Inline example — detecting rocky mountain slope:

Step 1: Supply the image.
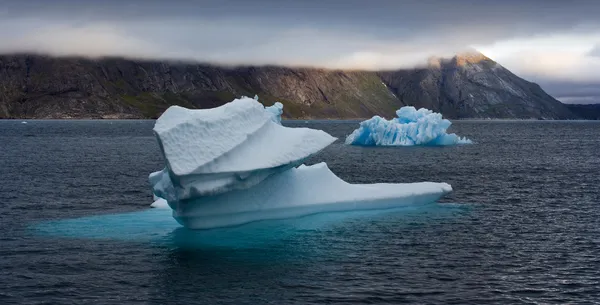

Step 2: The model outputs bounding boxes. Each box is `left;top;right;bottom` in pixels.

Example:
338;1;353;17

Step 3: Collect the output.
378;53;576;119
566;104;600;120
0;53;580;119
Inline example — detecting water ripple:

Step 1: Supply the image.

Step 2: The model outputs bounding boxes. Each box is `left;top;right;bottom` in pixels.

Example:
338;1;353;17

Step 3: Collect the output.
0;120;599;304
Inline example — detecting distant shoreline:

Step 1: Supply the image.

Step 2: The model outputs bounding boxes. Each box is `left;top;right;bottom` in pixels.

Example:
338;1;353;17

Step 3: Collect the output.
4;118;599;122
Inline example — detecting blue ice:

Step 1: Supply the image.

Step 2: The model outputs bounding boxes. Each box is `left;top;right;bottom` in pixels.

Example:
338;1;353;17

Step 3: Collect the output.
345;106;473;146
31;203;468;249
264;102;283;124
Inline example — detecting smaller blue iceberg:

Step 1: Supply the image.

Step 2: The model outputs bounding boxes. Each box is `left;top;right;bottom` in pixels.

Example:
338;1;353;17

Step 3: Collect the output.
345;106;473;146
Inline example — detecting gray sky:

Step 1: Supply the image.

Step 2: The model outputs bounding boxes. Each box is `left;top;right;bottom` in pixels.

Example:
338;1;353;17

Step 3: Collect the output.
2;0;600;103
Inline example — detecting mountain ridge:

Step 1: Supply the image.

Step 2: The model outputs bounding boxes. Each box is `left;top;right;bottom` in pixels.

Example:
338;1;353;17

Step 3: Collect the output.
0;53;583;119
566;104;600;120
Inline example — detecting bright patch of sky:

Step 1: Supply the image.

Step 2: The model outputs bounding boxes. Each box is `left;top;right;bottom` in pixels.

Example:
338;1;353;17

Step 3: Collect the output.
475;33;600;82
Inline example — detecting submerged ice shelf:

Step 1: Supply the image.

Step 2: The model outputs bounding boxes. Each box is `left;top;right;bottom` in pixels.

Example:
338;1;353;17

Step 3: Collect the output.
150;97;452;229
346;106;472;146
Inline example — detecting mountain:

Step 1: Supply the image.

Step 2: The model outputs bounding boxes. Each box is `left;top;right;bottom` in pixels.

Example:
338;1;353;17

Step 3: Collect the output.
378;53;576;119
566;104;600;120
0;53;579;119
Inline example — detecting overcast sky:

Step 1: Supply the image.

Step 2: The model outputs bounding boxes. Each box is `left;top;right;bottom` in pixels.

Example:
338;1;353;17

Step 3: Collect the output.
2;0;600;103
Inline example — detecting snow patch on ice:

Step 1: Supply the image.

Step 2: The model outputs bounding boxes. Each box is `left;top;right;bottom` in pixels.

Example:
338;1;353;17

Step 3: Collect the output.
345;106;472;146
150;195;170;209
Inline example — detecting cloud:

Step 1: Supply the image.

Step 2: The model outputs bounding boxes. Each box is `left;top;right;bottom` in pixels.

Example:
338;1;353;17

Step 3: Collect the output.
1;0;600;90
535;80;600;104
556;96;600;104
0;22;158;58
1;1;599;58
477;38;600;103
587;45;600;57
0;17;470;69
475;33;600;83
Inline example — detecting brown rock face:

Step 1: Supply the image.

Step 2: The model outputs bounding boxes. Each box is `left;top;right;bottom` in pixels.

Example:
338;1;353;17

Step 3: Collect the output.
0;53;577;119
378;52;576;119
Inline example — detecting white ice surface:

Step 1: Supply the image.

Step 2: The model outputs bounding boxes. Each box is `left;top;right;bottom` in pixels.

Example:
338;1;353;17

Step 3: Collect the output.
150;197;169;209
171;163;452;229
152;98;336;199
345;106;472;146
154;98;335;177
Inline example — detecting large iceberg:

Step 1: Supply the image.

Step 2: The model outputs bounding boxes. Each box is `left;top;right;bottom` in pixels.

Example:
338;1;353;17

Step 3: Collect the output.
345;106;472;146
150;98;452;229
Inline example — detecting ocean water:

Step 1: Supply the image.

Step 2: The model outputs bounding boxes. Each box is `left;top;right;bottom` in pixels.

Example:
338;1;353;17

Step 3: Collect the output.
1;119;599;304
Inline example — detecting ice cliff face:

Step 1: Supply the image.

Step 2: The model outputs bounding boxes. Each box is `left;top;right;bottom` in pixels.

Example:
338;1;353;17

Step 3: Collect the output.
0;53;579;120
149;98;452;229
150;97;335;202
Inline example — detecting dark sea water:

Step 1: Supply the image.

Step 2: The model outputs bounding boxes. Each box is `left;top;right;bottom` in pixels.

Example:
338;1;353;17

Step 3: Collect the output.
1;119;599;304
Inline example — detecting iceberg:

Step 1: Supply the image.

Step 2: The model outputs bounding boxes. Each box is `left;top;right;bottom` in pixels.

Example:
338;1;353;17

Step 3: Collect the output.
149;97;452;229
345;106;472;146
265;102;284;123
